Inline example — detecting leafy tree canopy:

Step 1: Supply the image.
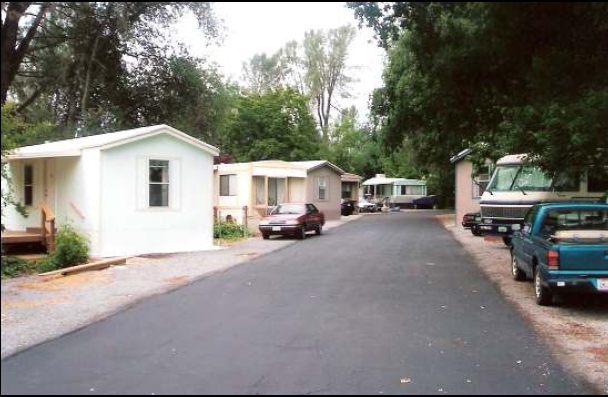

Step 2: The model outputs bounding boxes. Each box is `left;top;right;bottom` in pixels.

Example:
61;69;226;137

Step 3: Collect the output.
220;89;321;163
350;2;608;203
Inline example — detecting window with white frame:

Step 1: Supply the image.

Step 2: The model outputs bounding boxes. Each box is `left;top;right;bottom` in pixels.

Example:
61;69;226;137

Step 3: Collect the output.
149;160;170;207
317;177;328;201
220;175;238;197
473;171;491;199
23;164;34;206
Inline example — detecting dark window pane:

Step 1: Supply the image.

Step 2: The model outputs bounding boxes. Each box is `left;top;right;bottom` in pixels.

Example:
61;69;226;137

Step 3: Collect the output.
588;169;608;193
220;175;236;196
150;161;169;183
150;184;169;207
24;165;33;185
24;186;34;206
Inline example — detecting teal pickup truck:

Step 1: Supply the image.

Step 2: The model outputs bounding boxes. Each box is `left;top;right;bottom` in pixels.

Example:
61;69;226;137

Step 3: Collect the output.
511;203;608;306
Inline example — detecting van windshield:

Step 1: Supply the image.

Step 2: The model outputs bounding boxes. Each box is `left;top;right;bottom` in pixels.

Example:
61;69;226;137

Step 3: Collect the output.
487;165;553;192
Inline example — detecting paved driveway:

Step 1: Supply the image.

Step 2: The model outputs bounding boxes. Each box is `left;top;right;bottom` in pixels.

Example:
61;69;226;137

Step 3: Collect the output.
0;212;588;395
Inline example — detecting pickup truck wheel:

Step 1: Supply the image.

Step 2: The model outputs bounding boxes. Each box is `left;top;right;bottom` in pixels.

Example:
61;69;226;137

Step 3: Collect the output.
511;253;527;282
535;268;554;306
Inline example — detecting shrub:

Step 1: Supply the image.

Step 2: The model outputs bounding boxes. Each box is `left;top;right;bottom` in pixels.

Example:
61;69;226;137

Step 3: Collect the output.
1;256;32;280
214;221;249;240
37;224;89;273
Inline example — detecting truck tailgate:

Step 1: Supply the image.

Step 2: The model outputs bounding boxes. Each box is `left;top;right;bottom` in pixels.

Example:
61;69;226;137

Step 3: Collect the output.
558;245;608;271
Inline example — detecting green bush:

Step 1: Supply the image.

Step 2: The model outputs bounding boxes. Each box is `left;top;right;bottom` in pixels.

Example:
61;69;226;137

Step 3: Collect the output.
36;224;89;273
35;258;58;274
1;256;33;280
214;221;249;240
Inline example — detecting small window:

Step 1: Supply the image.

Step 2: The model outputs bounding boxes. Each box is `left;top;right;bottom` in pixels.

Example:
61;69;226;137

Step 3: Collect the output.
220;175;238;197
23;165;34;206
149;160;170;207
342;183;353;199
317;177;328;201
473;174;491;199
588;168;608;193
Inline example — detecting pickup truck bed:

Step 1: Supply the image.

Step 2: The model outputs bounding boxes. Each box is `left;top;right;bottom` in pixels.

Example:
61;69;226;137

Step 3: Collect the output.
511;203;608;305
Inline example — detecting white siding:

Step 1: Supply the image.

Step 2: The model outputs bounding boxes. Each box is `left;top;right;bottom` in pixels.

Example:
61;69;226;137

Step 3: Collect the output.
2;160;46;230
99;134;214;257
54;151;103;256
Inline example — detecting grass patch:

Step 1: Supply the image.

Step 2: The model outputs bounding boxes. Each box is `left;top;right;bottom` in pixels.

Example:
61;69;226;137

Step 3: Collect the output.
214;222;250;240
1;257;37;280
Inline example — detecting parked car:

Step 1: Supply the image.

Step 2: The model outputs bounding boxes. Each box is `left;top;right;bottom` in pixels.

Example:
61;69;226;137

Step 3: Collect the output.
462;212;483;236
358;197;378;213
259;203;325;240
510;203;608;306
341;199;356;217
413;195;438;209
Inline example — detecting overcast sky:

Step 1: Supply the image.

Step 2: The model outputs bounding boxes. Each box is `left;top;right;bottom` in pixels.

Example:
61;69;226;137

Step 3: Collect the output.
178;2;386;120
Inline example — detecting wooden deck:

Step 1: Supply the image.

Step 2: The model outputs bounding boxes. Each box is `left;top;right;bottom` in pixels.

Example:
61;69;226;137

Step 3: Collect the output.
1;231;45;245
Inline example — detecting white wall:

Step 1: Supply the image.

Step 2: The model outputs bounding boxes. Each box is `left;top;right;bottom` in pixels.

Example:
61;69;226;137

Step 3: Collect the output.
2;160;45;230
54;153;102;255
215;168;252;225
99;134;215;257
455;160;480;223
288;178;306;203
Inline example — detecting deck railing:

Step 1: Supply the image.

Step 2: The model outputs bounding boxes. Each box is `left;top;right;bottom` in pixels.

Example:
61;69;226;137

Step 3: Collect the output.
40;202;56;252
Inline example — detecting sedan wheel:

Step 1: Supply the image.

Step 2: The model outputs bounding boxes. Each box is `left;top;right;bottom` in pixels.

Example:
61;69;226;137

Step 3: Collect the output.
316;225;323;236
299;225;307;240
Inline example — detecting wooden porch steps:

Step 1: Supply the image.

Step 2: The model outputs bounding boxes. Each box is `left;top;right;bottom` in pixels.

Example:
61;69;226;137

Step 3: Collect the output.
1;231;45;245
1;203;56;254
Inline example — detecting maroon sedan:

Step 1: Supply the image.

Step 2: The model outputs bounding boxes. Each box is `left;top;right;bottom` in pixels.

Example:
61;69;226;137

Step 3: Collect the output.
259;203;325;240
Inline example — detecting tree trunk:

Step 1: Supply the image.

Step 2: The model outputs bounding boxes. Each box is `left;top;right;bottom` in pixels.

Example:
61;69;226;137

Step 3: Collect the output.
80;35;100;123
1;2;54;105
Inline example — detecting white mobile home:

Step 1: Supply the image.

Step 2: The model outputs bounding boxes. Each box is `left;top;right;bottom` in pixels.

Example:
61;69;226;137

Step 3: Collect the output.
1;125;219;257
362;174;427;207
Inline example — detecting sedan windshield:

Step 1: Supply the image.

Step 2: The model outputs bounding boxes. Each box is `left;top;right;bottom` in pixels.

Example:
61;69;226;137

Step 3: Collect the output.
272;204;305;215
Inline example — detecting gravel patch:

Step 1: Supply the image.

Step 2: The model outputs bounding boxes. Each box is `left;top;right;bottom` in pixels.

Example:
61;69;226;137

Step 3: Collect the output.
1;216;362;360
439;216;608;394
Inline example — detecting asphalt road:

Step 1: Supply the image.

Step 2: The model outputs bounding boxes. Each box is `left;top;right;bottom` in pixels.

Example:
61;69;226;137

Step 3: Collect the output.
1;212;589;395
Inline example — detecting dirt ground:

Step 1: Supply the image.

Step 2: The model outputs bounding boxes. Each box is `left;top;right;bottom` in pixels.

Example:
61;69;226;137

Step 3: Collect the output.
438;215;608;394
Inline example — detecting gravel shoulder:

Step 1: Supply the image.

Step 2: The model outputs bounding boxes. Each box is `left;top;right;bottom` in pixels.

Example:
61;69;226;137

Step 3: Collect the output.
1;215;362;360
438;215;608;394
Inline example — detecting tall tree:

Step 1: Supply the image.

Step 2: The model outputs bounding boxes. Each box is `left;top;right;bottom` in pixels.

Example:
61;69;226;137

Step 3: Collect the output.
351;2;608;204
318;106;382;178
302;26;356;140
1;2;55;104
221;89;321;163
242;26;357;139
1;2;219;112
241;52;285;95
125;56;237;146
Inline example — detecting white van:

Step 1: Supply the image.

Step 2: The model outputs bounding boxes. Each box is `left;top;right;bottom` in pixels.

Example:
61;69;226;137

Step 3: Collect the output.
479;154;607;243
